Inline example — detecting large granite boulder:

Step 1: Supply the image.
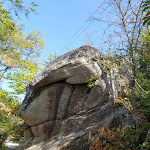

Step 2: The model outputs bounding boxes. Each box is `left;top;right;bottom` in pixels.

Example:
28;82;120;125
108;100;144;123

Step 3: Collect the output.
18;46;135;150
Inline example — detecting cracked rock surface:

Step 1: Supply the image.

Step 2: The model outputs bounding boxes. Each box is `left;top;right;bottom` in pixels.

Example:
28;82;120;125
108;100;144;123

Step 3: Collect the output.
18;46;135;150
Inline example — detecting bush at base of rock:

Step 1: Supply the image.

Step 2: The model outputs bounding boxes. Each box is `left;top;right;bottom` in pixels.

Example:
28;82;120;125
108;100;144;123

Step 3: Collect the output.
88;125;150;150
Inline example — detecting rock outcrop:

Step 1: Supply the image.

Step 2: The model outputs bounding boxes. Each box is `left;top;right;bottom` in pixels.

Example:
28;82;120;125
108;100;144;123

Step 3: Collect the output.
18;46;135;150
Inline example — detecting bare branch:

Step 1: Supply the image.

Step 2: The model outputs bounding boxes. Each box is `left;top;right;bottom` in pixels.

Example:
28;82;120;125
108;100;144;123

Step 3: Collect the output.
135;80;147;94
124;0;131;15
0;66;11;81
131;1;143;46
92;17;122;25
115;0;132;46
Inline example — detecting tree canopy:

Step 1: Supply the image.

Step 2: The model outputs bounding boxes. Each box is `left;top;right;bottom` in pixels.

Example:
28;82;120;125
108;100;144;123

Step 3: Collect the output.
0;0;45;148
142;0;150;26
89;0;150;148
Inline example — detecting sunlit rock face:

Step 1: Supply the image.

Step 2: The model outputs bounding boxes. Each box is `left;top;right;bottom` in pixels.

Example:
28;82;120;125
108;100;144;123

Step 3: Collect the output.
18;46;135;150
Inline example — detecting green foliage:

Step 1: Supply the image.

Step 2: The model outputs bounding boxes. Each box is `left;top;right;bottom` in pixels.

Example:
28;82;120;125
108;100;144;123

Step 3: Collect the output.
134;27;150;144
44;54;56;66
0;0;45;94
142;0;150;26
0;89;24;149
2;0;38;18
0;0;45;148
87;74;99;88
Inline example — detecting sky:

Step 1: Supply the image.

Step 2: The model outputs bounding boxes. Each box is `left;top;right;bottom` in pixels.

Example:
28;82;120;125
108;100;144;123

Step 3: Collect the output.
20;0;110;62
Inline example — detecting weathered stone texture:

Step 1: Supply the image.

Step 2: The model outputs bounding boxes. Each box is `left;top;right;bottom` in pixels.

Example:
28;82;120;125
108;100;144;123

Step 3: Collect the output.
18;46;135;150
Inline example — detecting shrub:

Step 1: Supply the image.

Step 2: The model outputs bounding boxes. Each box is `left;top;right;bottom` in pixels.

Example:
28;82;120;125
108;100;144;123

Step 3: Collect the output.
88;125;149;150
